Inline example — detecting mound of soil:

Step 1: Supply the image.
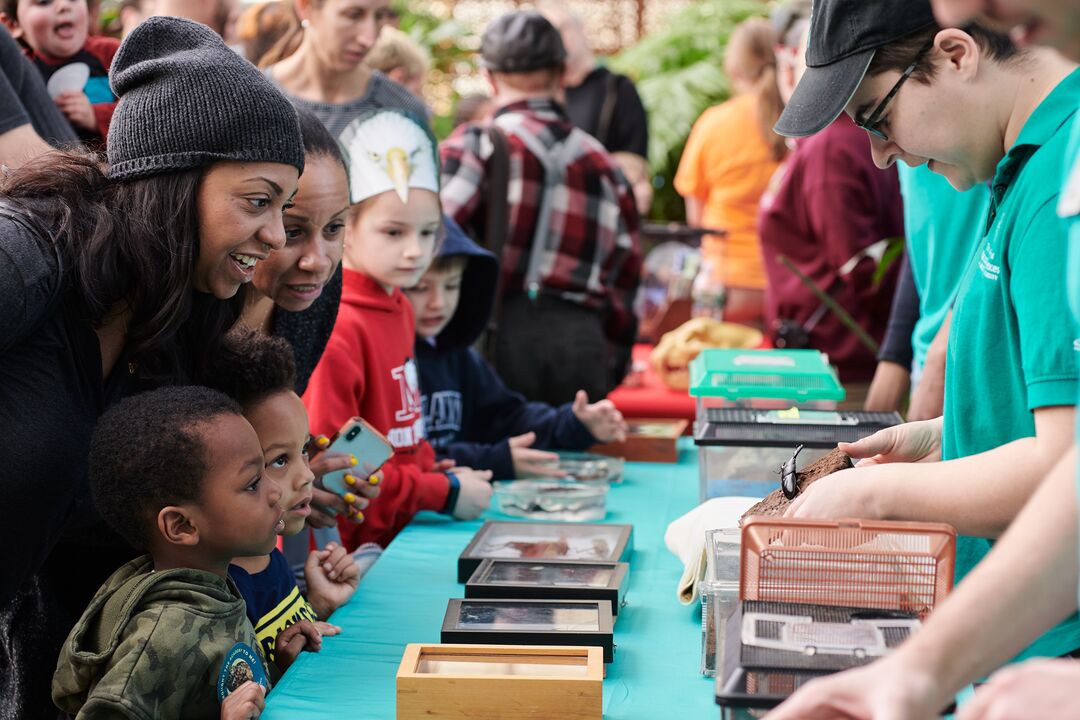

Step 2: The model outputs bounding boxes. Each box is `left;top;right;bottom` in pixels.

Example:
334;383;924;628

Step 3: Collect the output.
739;447;853;524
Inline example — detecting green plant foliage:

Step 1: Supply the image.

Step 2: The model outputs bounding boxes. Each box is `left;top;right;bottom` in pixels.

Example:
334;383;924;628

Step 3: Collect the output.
96;0;122;36
873;236;907;288
609;0;769;220
395;2;478;140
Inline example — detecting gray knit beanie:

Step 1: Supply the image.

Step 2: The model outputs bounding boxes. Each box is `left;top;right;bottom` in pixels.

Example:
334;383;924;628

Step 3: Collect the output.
107;16;304;181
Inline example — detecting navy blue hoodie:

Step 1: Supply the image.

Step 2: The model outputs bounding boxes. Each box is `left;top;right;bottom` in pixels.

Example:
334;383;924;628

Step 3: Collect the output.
414;218;596;479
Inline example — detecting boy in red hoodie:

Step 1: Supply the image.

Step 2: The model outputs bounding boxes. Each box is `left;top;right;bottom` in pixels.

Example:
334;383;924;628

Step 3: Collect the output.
1;0;118;143
303;108;493;552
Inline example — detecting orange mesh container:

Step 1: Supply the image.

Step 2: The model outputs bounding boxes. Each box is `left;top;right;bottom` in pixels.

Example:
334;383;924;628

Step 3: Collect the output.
739;518;956;618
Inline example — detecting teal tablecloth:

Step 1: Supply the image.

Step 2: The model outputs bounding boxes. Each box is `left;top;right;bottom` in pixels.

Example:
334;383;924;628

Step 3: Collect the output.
263;440;775;718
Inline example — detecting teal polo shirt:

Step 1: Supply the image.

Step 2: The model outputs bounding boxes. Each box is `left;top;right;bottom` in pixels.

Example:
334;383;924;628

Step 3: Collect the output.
897;165;988;374
1061;114;1080;609
943;67;1080;660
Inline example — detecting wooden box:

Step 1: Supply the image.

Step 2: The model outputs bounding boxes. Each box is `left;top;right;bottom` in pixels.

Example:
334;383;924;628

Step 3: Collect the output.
396;643;602;720
590;418;688;463
457;520;634;583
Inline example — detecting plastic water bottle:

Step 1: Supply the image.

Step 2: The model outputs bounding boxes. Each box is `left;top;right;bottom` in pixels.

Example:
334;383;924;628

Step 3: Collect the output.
692;259;726;321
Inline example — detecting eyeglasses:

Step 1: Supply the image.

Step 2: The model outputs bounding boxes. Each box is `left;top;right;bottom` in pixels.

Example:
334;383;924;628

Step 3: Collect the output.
855;40;934;142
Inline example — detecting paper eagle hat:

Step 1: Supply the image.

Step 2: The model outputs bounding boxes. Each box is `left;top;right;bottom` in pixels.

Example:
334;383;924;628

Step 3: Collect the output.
338;108;440;205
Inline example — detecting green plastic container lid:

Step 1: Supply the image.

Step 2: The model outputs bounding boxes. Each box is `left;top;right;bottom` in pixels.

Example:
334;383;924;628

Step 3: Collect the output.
688;349;845;401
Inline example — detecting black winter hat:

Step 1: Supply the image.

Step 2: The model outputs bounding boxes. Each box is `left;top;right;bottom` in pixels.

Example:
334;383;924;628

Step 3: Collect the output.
481;11;567;73
107;16;304;180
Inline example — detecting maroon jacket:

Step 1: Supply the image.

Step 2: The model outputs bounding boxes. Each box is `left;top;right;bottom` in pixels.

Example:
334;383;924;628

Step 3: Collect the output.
759;114;903;383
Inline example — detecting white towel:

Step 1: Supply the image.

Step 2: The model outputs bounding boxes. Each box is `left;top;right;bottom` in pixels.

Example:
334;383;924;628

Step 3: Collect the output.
664;497;761;605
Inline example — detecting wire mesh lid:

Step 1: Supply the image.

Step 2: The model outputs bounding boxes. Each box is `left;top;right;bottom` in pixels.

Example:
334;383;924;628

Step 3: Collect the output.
695;408;902;446
740;518;957;619
689;349;844;401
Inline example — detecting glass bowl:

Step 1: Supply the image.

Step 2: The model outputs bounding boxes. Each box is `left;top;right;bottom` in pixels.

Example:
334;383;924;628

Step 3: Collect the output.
492;479;610;522
549;452;624;484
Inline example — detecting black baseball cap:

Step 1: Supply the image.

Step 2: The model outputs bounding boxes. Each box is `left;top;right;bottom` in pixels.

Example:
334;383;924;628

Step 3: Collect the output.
774;0;937;138
481;10;567;73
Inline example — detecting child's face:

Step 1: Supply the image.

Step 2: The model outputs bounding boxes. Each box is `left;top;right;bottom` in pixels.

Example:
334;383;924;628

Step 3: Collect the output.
343;188;440;292
245;390;315;537
187;413;284;560
8;0;88;59
252;155;348;312
403;260;465;339
387;66;425;98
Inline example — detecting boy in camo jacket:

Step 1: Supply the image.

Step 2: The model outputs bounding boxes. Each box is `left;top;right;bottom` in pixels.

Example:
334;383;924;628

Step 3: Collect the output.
52;387;322;720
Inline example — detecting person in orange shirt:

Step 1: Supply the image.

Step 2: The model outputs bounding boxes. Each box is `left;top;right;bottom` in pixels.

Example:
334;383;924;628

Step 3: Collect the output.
674;17;786;327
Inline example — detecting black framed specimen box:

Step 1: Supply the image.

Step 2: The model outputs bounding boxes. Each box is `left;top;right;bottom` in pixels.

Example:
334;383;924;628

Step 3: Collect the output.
465;559;629;616
457;520;633;583
440;598;615;662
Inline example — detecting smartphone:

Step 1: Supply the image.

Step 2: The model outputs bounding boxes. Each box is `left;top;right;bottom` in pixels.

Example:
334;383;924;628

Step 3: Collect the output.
317;417;394;497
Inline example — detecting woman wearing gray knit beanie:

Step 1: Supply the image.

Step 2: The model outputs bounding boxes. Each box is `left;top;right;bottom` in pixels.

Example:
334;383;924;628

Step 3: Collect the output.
0;16;304;720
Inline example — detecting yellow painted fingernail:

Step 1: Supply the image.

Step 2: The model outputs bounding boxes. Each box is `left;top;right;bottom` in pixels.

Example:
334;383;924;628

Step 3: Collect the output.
354;510;364;522
368;475;380;486
344;474;356;486
316;436;330;448
344;493;356;504
349;455;358;466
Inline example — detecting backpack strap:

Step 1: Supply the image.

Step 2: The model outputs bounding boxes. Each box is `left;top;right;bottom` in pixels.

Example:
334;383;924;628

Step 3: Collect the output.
595;71;620;148
481;124;511;360
497;114;587;305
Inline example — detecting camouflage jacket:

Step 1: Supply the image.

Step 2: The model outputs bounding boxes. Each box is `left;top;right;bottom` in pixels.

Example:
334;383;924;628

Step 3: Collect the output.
53;555;270;719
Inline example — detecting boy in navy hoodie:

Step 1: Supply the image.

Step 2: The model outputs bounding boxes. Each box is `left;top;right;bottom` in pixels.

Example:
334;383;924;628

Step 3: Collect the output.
404;218;628;480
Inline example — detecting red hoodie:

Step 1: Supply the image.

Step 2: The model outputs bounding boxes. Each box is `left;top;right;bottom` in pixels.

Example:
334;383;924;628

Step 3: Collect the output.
303;269;450;549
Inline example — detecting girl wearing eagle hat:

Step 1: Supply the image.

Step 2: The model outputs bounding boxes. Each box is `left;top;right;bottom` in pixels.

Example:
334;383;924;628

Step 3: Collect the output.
302;108;495;557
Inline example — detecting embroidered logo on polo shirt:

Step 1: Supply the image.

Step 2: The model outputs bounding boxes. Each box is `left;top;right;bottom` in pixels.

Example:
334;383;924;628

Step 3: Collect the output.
977;240;1000;282
1058;156;1080;218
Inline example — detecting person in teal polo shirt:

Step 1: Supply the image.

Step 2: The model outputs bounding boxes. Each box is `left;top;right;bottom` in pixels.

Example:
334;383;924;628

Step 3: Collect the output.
900;166;986;380
1063;85;1080;623
768;0;1080;664
762;0;1080;718
866;166;990;419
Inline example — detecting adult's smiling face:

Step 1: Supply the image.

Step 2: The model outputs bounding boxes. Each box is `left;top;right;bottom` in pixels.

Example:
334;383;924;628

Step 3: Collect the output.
194;161;300;299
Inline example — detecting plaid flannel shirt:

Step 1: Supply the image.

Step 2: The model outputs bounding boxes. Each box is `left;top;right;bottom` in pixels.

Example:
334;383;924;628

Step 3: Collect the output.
440;98;642;345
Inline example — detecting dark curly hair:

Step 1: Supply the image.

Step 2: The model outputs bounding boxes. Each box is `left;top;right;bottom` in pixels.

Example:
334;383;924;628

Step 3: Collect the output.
88;386;242;549
209;328;298;409
296;106;347;175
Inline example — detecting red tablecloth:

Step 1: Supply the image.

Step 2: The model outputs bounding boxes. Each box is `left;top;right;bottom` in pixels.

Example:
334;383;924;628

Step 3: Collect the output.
608;344;696;421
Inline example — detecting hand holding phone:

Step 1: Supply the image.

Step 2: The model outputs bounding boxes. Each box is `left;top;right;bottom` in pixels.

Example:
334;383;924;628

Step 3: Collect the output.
316;418;393;498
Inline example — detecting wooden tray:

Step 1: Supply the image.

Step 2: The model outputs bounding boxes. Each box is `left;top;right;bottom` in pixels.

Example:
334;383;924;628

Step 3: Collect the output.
397;643;602;719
